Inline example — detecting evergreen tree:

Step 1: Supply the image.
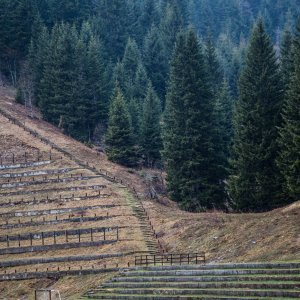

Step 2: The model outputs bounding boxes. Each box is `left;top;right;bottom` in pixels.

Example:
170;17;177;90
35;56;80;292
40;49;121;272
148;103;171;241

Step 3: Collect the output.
215;79;234;172
229;20;284;212
141;83;162;167
278;21;300;201
38;23;78;129
280;28;294;92
205;33;223;91
95;0;129;60
138;0;160;41
143;25;169;105
115;38;150;139
85;35;109;136
0;0;36;84
160;3;185;61
163;29;225;211
105;87;138;167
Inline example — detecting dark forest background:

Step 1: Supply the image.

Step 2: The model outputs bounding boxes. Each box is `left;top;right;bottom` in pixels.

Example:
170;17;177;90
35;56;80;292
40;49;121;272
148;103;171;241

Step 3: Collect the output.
0;0;299;213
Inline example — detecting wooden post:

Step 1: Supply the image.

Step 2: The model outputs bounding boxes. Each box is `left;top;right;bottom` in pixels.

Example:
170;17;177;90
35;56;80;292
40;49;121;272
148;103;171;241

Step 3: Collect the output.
18;234;21;247
78;230;81;243
12;153;15;164
103;229;106;241
54;231;56;244
6;235;9;247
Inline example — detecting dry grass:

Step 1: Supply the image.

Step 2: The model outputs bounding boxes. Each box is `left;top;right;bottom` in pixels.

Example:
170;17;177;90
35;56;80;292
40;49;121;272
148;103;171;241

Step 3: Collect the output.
142;199;300;263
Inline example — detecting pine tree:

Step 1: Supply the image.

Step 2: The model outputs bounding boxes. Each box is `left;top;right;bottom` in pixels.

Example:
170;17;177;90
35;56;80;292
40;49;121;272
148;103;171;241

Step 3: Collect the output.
163;29;224;211
160;3;185;61
162;33;187;202
205;33;223;91
228;20;284;212
143;25;169;105
105;87;138;167
141;83;162;167
85;35;109;135
281;28;294;92
215;79;234;172
95;0;129;60
38;23;78;128
0;0;35;84
278;21;300;201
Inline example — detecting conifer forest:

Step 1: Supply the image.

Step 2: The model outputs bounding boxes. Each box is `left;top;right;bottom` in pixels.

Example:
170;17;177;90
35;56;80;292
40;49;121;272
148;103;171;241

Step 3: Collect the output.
1;0;300;213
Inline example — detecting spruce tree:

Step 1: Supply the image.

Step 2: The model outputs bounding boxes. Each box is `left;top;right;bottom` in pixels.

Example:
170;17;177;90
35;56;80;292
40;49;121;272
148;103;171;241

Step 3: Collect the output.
215;79;234;174
229;20;284;212
141;83;162;167
163;29;224;211
205;34;223;91
85;35;109;135
143;25;169;105
105;87;138;167
278;21;300;201
38;23;78;129
281;28;294;92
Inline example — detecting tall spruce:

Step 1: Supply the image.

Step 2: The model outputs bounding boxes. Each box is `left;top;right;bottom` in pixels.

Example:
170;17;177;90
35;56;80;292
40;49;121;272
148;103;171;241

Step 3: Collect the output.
229;20;284;212
105;86;138;167
278;21;300;201
163;29;225;211
214;79;234;179
281;28;294;92
141;83;162;167
143;25;169;106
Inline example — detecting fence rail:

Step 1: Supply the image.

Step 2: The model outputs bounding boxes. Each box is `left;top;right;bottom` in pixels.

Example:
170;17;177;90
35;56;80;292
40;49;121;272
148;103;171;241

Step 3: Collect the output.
134;253;205;266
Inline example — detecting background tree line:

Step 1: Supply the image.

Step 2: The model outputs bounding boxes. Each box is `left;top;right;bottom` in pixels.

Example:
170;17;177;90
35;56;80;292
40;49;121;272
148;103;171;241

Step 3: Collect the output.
0;0;299;213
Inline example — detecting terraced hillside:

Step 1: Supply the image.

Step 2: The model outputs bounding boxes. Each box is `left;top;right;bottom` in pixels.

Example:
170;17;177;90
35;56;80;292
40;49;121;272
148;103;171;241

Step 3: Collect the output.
85;262;300;299
0;105;162;298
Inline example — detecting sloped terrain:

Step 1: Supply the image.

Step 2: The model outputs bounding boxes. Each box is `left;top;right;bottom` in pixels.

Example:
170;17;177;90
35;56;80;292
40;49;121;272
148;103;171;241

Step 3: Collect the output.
0;87;299;299
85;262;300;299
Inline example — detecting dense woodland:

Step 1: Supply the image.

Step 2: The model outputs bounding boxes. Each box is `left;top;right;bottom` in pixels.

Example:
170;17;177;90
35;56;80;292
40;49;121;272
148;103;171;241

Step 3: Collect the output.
0;0;300;213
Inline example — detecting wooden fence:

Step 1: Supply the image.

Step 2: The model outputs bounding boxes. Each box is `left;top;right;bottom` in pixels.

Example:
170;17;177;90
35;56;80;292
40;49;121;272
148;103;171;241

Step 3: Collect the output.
134;253;205;266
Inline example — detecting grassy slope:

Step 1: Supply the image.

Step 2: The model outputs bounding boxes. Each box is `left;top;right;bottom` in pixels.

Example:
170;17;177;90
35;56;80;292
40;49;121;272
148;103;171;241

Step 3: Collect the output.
0;86;299;299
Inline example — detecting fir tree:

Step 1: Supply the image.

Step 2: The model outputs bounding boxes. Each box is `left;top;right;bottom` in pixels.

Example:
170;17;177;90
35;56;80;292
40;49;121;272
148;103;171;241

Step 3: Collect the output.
163;29;225;211
281;28;294;92
141;83;162;167
105;87;138;167
229;20;284;212
85;35;109;135
38;23;78;129
215;79;234;173
143;25;169;105
205;33;223;91
278;21;300;201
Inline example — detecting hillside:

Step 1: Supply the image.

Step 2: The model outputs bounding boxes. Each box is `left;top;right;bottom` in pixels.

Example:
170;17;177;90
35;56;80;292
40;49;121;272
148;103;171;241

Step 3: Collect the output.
0;87;299;299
